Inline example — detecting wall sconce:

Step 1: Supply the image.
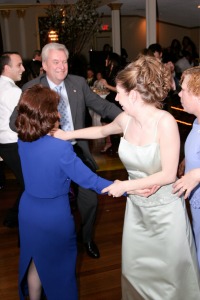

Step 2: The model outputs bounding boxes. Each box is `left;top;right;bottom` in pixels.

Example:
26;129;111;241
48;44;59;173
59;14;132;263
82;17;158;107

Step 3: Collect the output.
48;30;59;42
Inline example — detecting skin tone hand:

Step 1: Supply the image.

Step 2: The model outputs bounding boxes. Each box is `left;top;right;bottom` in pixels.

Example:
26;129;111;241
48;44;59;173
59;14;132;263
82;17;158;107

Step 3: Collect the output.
130;185;160;198
102;181;160;198
51;128;72;140
102;180;128;197
173;168;200;199
99;79;117;92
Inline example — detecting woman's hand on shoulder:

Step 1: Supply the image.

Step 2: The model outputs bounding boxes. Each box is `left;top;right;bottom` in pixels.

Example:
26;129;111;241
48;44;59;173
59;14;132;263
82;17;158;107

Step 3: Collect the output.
51;128;72;140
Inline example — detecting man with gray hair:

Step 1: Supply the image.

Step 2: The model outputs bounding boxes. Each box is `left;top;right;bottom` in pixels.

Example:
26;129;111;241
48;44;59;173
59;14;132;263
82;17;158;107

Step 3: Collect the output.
10;43;122;258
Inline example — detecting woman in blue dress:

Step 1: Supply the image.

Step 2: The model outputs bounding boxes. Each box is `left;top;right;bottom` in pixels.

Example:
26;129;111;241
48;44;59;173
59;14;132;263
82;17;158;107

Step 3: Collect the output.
173;66;200;269
15;84;113;300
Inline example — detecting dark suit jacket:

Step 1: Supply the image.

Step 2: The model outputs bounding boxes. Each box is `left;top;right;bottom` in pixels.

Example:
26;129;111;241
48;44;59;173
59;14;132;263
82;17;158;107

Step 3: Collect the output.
11;74;122;170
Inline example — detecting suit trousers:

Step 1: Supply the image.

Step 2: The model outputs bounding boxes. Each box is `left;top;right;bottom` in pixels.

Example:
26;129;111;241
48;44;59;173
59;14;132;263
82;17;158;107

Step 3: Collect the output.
0;160;5;186
73;144;98;243
77;186;98;243
0;142;24;209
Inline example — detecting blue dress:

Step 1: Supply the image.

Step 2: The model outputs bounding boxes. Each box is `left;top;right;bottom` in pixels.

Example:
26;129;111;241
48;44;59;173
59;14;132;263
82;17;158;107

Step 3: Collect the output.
185;118;200;269
18;135;112;300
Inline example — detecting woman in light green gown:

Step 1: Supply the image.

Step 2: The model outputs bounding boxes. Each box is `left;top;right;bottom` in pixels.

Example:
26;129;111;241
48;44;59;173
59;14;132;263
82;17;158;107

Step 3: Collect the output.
53;55;200;299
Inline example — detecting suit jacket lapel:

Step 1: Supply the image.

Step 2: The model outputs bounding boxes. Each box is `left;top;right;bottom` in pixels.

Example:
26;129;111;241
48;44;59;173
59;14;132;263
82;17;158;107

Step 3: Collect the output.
40;75;50;87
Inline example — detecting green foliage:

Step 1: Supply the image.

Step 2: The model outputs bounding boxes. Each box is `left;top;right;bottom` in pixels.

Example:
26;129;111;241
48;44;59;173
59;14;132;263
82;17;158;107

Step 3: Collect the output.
40;0;100;55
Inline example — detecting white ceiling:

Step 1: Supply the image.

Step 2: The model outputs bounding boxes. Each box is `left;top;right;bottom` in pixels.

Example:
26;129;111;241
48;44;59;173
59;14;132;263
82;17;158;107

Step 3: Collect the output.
0;0;200;28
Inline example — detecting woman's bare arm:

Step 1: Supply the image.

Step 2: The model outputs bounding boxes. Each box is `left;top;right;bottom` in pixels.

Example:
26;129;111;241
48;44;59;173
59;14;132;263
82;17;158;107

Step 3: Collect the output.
52;112;124;140
102;113;180;196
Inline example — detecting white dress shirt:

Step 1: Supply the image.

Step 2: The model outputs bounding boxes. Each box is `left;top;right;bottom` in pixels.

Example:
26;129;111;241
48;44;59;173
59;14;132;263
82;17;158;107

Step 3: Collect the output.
175;57;194;74
0;76;22;144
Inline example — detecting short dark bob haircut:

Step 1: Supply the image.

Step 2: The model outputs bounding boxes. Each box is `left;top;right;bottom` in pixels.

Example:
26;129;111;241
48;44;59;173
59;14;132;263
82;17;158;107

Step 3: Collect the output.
16;84;60;142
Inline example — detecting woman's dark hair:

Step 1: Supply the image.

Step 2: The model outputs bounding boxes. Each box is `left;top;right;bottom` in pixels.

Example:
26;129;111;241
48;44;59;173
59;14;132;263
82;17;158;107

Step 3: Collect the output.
16;84;59;142
106;52;122;68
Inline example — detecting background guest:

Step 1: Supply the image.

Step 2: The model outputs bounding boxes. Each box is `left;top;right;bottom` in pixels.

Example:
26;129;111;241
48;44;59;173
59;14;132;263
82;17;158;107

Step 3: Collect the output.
166;38;182;63
86;67;96;87
99;52;122;153
93;71;104;90
175;50;194;79
147;43;163;60
0;51;25;228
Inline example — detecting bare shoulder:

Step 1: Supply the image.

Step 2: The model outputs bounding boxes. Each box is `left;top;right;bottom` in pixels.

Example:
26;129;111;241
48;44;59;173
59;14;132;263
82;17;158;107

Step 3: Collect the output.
159;110;177;125
112;112;129;131
115;111;128;124
158;110;179;134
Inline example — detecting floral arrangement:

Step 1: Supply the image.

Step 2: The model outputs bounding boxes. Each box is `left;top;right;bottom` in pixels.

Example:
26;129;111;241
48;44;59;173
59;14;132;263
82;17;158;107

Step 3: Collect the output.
39;0;101;56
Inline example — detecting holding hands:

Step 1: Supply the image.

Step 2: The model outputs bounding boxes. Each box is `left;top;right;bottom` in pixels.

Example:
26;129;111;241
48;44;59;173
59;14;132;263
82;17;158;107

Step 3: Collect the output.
102;180;160;198
102;180;127;197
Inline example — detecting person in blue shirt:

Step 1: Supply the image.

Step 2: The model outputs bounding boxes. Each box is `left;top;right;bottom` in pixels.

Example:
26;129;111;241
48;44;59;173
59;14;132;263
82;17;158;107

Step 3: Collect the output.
173;66;200;270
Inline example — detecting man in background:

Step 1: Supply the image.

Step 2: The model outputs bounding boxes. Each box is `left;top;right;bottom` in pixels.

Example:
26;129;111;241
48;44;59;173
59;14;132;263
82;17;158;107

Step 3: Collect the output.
148;43;163;60
0;52;25;227
28;49;43;79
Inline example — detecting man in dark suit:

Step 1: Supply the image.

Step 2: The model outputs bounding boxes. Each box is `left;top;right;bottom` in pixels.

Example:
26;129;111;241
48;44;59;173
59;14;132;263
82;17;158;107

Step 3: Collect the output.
10;43;121;258
28;49;43;79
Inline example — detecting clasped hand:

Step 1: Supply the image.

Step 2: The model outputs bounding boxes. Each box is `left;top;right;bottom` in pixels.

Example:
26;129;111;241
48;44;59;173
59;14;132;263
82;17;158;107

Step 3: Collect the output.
101;180;160;198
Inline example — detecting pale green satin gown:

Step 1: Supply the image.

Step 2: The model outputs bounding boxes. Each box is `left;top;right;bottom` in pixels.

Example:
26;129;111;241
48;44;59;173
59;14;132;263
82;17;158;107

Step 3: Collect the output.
119;117;200;300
